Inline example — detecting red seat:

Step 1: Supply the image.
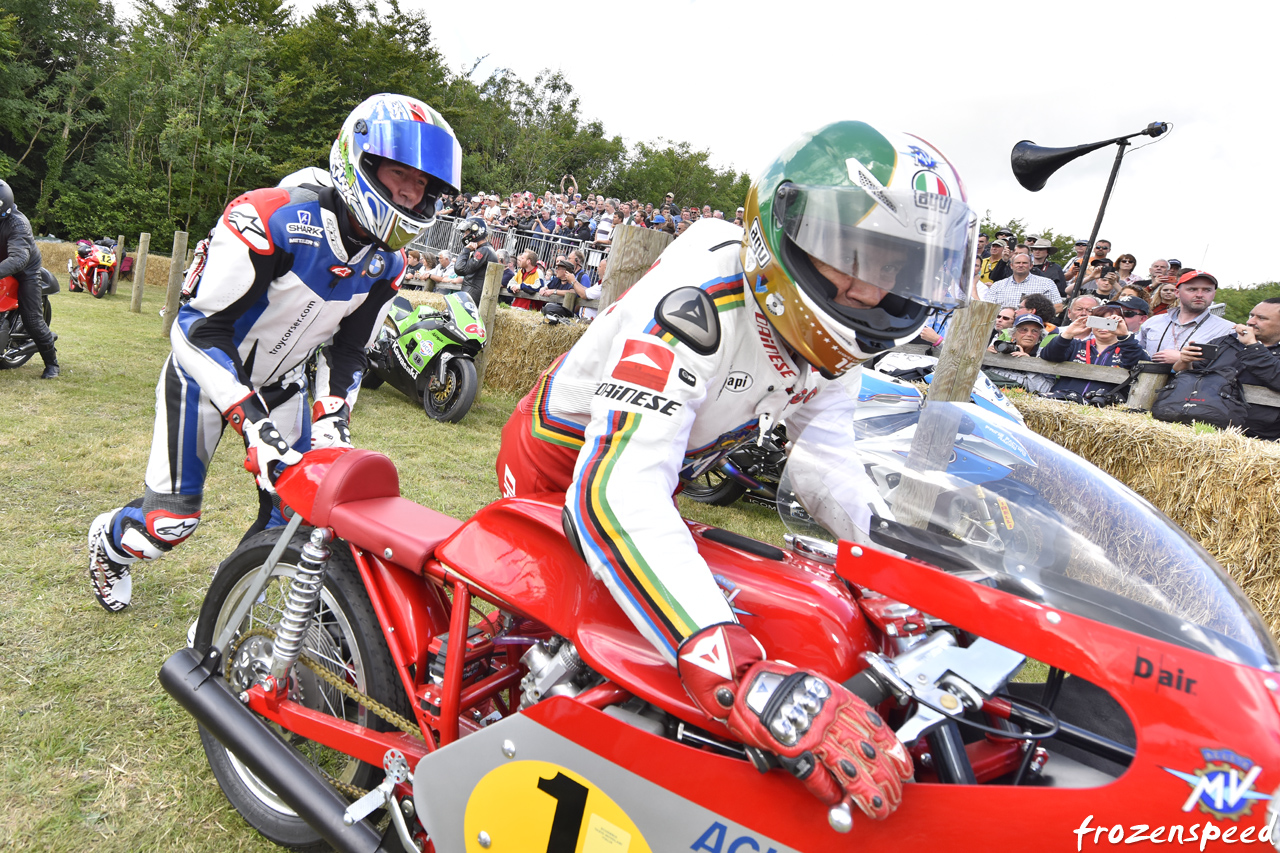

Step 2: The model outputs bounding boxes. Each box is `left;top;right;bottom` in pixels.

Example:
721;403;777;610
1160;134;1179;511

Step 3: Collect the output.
308;449;461;570
329;497;462;572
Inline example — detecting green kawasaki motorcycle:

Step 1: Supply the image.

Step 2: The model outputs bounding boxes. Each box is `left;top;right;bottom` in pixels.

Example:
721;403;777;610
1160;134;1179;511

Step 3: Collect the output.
363;292;488;422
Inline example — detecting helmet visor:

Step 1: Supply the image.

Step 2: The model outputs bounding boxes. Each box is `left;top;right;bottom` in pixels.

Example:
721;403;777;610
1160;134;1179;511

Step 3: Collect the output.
363;117;462;196
777;184;974;308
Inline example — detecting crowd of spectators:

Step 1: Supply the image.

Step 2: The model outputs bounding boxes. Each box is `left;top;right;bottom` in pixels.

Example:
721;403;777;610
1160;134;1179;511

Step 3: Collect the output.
931;228;1280;436
432;174;740;253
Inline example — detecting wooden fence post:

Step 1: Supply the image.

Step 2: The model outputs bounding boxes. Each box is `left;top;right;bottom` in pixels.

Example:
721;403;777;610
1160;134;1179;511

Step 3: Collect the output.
1126;364;1171;412
926;300;999;403
130;232;151;314
895;299;999;529
473;262;503;391
596;224;672;311
109;233;125;294
161;231;188;336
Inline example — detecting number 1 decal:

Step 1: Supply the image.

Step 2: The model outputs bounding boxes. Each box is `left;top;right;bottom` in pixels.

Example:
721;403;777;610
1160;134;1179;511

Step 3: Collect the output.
538;772;589;853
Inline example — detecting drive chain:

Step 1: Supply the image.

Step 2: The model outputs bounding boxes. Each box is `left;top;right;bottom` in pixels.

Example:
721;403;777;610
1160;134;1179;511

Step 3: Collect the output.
225;627;425;799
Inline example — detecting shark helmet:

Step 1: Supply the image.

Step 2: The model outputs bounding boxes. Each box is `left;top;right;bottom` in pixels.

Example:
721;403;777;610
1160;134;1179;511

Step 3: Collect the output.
742;121;976;376
456;217;489;244
330;93;462;251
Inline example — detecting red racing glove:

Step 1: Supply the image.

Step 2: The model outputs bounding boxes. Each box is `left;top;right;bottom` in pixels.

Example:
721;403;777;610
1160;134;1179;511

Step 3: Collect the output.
678;622;912;820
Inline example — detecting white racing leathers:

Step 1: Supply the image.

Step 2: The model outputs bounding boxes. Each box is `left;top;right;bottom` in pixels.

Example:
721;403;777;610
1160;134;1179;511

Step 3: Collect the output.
541;219;863;663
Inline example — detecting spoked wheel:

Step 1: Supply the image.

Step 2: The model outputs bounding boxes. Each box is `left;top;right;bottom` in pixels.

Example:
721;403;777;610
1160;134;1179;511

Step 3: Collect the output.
192;529;411;850
91;270;110;298
681;463;748;506
421;357;478;423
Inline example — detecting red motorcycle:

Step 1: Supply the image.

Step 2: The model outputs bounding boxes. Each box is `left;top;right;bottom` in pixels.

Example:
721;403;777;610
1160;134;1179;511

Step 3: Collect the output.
162;396;1280;853
67;239;116;298
0;269;57;369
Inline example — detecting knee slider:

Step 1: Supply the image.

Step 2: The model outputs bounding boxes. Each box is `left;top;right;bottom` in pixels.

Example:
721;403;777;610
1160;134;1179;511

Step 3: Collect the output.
119;509;201;561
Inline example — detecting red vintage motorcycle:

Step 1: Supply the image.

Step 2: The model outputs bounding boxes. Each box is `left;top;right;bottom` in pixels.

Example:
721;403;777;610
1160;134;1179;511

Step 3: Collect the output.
67;239;116;298
162;397;1280;853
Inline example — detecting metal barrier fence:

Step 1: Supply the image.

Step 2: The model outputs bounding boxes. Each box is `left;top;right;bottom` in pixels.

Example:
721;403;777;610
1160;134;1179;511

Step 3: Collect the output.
410;215;606;284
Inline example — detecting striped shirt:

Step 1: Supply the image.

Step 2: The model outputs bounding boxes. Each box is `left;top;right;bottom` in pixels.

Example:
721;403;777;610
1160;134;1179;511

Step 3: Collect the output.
982;273;1062;309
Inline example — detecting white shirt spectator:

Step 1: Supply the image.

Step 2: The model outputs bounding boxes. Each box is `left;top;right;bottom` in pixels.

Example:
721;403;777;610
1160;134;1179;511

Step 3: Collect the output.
1137;306;1236;355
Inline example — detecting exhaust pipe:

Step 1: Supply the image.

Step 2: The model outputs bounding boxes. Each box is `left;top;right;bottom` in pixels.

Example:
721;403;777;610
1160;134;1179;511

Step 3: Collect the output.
159;647;396;853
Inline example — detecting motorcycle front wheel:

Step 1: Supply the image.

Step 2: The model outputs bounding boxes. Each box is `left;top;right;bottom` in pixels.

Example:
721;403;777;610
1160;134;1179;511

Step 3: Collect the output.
192;528;411;851
421;356;478;423
91;270;110;298
681;464;748;506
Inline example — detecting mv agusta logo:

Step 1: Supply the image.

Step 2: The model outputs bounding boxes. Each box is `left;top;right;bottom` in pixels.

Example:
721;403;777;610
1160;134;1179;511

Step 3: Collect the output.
1162;748;1271;820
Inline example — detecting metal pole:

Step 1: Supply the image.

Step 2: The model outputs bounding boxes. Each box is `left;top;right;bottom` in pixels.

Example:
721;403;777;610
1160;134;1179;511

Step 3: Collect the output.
1071;140;1129;296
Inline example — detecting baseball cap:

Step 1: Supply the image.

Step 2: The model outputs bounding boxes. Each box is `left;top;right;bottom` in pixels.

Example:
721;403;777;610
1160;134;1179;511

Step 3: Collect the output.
651;214;666;223
1013;313;1045;328
665;191;675;198
736;206;745;213
997;228;1014;236
1111;296;1150;314
1177;269;1218;288
1073;237;1088;246
1167;258;1183;267
989;239;1007;249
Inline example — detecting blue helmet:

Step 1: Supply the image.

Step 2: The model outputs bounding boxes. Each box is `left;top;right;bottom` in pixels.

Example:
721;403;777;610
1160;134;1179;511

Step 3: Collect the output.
330;93;462;250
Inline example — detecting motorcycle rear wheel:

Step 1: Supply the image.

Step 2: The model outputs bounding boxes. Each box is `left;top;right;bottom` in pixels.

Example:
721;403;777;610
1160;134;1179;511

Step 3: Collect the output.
421;356;477;423
0;298;52;369
192;528;411;851
681;465;748;506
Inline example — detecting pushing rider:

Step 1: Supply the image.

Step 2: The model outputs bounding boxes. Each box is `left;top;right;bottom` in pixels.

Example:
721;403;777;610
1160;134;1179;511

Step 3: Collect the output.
496;121;975;823
86;93;462;612
0;180;59;378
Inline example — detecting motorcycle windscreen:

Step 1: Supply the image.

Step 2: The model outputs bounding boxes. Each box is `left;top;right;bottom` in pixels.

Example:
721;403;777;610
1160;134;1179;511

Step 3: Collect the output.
777;390;1279;671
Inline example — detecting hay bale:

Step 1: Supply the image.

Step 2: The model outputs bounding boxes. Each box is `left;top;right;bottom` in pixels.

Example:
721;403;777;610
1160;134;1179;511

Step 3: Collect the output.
1010;393;1280;639
36;240;173;288
397;292;588;394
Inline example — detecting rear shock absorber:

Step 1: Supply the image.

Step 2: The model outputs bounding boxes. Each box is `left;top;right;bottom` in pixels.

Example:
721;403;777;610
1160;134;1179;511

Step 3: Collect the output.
270;527;333;684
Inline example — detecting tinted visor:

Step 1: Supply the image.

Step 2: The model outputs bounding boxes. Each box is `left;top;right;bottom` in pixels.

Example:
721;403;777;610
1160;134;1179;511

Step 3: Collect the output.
360;118;461;218
777;184;973;308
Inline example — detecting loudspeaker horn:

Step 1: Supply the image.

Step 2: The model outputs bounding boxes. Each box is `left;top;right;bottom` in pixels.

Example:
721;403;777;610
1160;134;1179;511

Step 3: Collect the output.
1010;139;1115;192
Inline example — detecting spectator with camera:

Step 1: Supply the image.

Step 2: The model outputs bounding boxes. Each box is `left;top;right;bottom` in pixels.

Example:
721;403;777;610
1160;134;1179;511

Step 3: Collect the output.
1061;237;1089;284
1133;258;1172;291
1062;294;1100;326
986;313;1055;393
982;252;1064;313
1169;297;1280;439
1090;265;1124;302
1112;294;1149;336
1041;301;1148;402
1137;270;1235;364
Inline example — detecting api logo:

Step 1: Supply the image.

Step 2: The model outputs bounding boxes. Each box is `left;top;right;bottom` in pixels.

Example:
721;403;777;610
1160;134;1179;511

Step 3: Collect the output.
1162;748;1270;820
723;372;752;393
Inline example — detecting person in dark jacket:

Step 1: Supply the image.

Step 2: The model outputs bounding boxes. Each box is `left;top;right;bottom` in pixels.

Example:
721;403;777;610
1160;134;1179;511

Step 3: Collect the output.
1030;238;1068;297
1174;298;1280;440
1041;301;1148;400
0;180;58;377
451;218;500;303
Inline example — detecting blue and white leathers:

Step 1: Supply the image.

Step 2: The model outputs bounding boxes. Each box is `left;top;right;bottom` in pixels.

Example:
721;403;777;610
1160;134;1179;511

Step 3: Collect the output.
103;182;405;568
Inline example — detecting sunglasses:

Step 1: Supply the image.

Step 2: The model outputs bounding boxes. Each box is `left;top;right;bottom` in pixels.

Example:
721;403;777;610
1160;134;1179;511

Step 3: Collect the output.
1119;309;1144;318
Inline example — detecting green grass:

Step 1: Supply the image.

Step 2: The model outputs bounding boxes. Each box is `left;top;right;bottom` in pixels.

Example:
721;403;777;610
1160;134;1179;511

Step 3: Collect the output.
0;282;800;851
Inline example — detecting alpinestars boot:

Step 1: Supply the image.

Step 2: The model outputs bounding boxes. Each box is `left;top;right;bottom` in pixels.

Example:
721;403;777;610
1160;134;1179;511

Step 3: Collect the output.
88;511;133;612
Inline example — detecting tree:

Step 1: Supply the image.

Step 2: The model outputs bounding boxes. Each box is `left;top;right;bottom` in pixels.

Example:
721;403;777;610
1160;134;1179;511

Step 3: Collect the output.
611;139;751;216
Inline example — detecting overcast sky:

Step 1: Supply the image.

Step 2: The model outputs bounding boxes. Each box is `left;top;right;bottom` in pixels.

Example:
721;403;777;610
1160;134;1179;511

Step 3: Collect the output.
293;0;1270;286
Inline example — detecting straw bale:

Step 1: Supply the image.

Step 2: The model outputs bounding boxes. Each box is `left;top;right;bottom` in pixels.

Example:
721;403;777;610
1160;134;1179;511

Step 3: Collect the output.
1009;392;1280;640
36;240;173;288
397;293;588;393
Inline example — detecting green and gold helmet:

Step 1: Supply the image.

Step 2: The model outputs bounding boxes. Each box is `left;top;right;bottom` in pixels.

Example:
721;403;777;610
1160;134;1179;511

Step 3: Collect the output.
742;121;975;376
